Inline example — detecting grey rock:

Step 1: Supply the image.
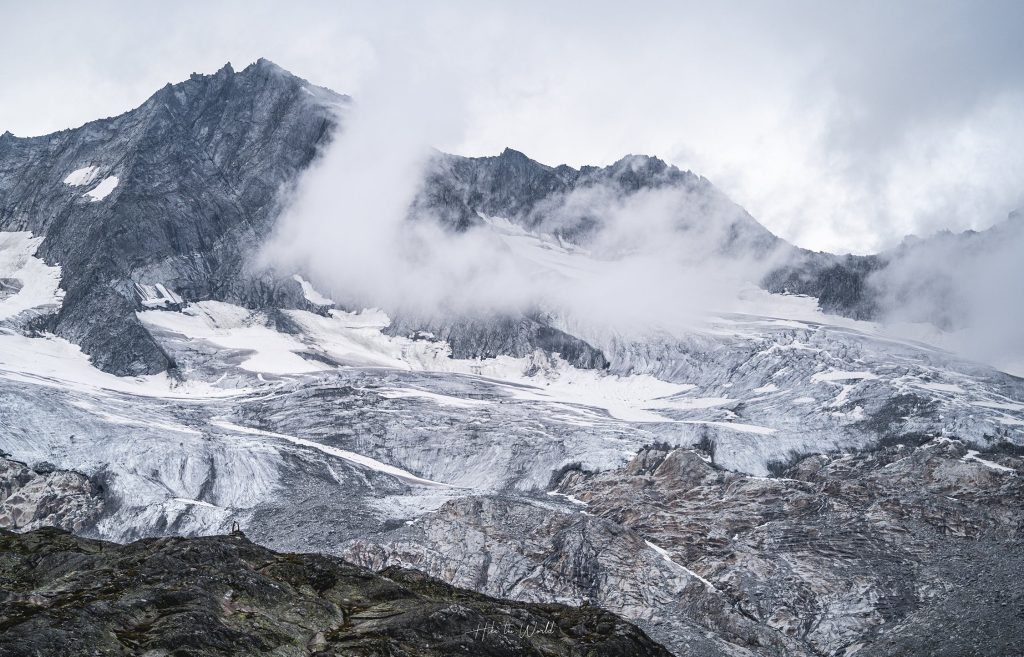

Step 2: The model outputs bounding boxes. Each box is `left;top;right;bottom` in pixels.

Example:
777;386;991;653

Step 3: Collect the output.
344;439;1024;656
0;457;103;533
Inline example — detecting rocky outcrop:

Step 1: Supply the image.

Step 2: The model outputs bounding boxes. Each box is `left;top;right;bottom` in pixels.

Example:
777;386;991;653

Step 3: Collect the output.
415;148;779;255
343;439;1024;656
0;457;103;533
343;495;805;657
384;313;609;370
0;527;672;657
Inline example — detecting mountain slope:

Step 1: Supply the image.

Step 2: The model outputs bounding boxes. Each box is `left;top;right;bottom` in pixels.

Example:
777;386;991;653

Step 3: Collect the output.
0;59;342;375
3;59;1017;376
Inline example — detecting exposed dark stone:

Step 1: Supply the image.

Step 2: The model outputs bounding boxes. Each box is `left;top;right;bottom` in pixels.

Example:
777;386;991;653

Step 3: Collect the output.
385;313;609;370
0;527;672;657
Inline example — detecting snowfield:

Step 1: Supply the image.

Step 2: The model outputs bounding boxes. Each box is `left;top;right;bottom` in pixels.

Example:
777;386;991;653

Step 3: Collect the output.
0;232;64;323
84;175;119;201
139;300;702;422
63;166;100;187
292;274;335;305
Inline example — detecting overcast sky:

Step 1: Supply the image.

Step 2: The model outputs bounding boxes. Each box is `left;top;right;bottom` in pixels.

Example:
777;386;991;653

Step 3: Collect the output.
3;0;1022;253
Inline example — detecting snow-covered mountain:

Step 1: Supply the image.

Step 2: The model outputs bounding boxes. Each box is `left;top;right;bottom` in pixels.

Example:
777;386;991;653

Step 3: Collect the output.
1;60;1022;656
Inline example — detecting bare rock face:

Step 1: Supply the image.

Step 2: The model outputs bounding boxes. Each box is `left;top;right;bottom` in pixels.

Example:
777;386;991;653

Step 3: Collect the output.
343;494;806;657
0;457;103;533
343;439;1024;656
0;60;343;376
558;440;1024;654
0;527;672;657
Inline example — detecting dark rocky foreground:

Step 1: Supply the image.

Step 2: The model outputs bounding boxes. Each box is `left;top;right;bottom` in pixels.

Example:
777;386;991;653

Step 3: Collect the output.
0;527;672;657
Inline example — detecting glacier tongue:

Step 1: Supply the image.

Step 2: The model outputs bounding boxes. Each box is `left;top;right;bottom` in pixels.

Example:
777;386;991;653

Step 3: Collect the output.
1;285;1020;547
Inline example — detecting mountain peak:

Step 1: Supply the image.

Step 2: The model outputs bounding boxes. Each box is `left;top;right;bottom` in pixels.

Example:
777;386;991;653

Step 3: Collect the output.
499;147;530;160
177;59;300;90
251;57;285;72
148;58;347;121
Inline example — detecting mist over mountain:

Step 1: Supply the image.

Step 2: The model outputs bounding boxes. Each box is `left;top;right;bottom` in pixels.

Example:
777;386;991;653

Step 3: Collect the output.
3;59;1019;377
1;60;1023;657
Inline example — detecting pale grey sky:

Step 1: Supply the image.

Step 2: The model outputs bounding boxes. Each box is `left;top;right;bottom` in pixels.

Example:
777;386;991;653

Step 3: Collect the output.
3;0;1022;253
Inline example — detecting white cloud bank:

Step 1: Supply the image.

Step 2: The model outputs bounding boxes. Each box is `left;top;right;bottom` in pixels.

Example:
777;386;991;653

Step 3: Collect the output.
3;1;1024;253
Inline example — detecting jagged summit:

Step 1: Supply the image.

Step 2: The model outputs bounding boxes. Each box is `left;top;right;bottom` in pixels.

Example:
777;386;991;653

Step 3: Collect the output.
248;56;290;76
153;58;347;117
1;59;346;142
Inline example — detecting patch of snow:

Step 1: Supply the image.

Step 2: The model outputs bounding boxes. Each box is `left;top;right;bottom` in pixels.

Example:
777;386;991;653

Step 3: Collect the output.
963;450;1016;474
292;274;334;305
546;490;589;506
135;282;184;308
682;420;776;435
376;387;490;409
490;364;693;423
0;232;64;321
140;301;328;374
84;176;118;201
644;540;718;591
63;166;100;186
810;370;879;383
650;395;732;411
972;400;1024;412
828;384;857;408
792;396;816;404
211;420;452;488
915;382;965;394
0;330;247;399
282;307;430;369
170;497;219;508
752;383;779;394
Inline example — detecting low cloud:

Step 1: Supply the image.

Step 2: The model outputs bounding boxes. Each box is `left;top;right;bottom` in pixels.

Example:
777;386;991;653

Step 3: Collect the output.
868;217;1024;374
261;83;781;334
